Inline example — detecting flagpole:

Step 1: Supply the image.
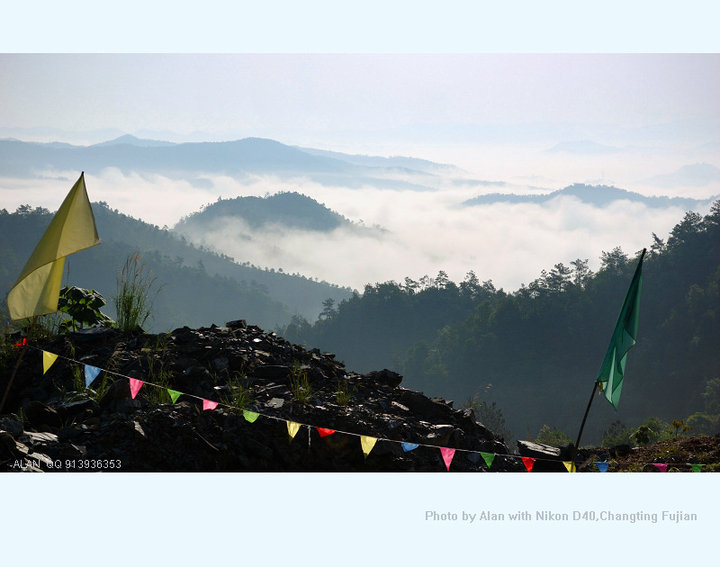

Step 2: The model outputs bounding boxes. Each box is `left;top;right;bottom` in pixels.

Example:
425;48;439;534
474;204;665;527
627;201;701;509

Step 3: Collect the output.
570;380;598;465
0;316;38;414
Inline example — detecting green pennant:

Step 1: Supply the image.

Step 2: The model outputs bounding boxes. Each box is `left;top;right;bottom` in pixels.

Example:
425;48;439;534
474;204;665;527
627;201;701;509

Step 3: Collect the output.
596;250;645;409
167;389;182;403
243;410;259;423
691;463;704;472
480;451;495;469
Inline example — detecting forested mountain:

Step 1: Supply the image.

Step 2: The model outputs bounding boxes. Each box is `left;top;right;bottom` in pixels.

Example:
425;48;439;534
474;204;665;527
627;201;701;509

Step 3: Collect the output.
284;201;720;444
0;203;352;331
175;191;369;233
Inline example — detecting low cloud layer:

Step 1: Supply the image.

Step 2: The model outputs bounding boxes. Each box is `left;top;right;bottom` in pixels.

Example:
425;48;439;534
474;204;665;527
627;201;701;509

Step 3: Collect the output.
1;165;715;293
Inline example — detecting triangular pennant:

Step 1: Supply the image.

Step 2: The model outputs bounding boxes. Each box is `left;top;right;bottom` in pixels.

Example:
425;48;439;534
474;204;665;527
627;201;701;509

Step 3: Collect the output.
521;456;535;472
128;378;144;400
202;399;218;411
316;427;335;437
691;464;703;472
440;447;456;471
480;451;495;469
653;463;668;472
595;462;609;472
401;442;419;452
563;461;576;473
287;421;301;439
42;351;58;374
243;410;259;423
360;435;377;458
84;365;101;387
167;389;182;403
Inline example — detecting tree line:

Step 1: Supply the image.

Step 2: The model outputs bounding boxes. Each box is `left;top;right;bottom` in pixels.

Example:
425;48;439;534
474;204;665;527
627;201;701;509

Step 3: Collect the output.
283;202;720;444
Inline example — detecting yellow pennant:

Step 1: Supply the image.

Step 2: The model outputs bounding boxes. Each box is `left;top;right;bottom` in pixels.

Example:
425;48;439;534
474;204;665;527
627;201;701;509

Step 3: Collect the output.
287;421;301;439
563;461;576;473
42;351;58;375
360;435;377;458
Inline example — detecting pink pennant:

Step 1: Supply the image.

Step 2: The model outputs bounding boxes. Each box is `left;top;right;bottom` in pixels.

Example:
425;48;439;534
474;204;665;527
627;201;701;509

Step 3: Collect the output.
653;463;668;472
128;378;144;400
521;457;536;472
203;399;218;411
440;447;456;471
317;427;336;437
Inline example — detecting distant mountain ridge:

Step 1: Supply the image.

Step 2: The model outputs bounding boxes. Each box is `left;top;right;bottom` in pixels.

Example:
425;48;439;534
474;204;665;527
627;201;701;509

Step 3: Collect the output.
463;183;717;209
0;136;449;190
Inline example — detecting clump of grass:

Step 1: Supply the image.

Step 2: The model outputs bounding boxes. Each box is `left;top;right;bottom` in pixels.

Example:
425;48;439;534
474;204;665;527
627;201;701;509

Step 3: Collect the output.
336;379;355;406
87;373;112;403
143;355;173;404
221;372;253;411
114;253;158;332
289;362;313;404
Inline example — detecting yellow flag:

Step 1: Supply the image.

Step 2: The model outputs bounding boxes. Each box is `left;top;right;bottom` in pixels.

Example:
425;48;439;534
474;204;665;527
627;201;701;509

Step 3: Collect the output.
563;461;576;473
360;435;377;458
42;351;58;375
287;421;301;439
7;173;100;321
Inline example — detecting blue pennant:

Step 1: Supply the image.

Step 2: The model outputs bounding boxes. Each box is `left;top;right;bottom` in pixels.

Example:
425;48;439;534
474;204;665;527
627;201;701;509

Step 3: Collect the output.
84;365;102;388
401;442;419;452
595;461;609;472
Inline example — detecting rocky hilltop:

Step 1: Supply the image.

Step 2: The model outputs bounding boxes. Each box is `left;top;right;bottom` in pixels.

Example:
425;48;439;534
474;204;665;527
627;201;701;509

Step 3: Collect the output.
0;321;513;472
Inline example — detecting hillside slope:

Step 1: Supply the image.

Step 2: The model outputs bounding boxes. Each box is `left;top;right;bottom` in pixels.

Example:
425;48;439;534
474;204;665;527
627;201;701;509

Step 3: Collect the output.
0;204;352;330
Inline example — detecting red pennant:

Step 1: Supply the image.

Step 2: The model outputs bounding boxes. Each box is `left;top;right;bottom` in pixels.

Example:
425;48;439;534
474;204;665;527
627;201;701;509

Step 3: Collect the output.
440;447;456;471
13;338;27;347
317;427;336;437
521;457;536;472
128;378;144;400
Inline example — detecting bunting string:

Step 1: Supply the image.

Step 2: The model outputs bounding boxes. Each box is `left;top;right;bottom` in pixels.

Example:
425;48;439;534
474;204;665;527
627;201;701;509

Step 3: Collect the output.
15;343;713;472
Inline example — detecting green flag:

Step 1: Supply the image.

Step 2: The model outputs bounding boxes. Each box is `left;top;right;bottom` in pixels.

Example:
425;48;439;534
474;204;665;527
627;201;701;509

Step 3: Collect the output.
596;249;646;409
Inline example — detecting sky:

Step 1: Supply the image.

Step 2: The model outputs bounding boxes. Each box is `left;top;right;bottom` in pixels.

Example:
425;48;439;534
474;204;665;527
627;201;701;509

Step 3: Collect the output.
1;53;719;290
1;53;718;157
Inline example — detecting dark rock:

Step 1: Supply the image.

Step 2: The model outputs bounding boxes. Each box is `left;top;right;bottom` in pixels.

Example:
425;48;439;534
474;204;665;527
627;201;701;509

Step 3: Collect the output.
226;319;247;329
609;444;632;458
363;369;403;388
253;365;290;380
56;399;100;421
23;401;62;429
517;439;567;472
0;415;24;437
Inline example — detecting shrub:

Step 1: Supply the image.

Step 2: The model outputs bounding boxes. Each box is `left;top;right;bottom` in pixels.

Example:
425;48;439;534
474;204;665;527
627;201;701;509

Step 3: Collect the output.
535;424;572;447
57;285;114;332
601;420;632;447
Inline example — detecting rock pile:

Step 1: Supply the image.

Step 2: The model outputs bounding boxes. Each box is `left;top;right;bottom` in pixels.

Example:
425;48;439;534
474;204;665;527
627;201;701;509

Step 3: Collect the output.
1;321;515;472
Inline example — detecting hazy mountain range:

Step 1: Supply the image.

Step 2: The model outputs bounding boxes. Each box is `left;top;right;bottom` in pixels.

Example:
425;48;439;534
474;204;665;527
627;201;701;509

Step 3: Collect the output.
463;183;718;209
0;135;466;191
